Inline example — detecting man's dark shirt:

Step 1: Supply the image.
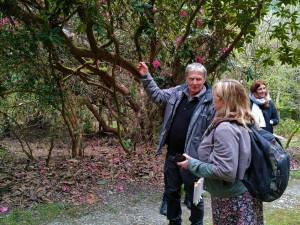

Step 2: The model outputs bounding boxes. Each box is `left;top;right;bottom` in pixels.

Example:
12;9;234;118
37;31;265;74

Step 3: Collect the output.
166;95;199;155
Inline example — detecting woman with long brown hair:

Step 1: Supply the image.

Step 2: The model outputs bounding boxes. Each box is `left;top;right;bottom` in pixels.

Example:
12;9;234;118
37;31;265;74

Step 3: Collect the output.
178;79;263;225
250;80;279;133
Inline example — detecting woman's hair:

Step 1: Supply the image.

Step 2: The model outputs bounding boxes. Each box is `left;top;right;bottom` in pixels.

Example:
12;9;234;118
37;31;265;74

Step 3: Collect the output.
185;63;207;79
213;79;254;127
250;80;267;94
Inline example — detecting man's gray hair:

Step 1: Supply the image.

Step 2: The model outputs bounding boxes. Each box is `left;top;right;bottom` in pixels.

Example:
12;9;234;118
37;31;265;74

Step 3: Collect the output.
185;63;207;79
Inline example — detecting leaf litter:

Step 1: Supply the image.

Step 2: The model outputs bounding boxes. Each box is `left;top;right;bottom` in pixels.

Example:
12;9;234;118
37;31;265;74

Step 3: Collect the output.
0;138;164;213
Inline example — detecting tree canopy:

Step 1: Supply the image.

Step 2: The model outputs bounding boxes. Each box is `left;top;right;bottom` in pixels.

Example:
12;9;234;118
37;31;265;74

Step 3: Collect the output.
0;0;299;157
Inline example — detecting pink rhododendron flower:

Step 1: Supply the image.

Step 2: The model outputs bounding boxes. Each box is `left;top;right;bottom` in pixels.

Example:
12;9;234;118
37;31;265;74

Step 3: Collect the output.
102;12;110;19
195;56;205;64
175;36;183;47
199;8;205;15
221;47;230;54
152;59;161;69
0;17;10;28
195;18;204;28
179;10;188;18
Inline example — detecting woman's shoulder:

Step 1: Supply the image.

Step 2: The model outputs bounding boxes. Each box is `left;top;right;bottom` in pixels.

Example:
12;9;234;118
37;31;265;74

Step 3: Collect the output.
216;121;241;130
268;99;276;107
213;122;250;149
216;121;249;136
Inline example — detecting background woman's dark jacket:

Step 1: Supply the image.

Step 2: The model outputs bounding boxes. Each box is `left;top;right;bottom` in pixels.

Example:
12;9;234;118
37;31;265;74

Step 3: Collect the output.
250;99;279;133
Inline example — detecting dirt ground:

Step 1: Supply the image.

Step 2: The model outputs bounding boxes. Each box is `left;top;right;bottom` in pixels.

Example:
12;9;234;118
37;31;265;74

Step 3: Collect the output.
1;137;300;225
46;183;213;225
46;179;300;225
0;137;166;209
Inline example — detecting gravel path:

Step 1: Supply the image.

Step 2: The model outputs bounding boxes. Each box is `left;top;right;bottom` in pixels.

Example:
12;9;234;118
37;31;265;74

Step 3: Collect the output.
47;179;300;225
47;184;211;225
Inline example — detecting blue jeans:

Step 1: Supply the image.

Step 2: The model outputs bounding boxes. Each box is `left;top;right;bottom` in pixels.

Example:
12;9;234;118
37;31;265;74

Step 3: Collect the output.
164;155;204;225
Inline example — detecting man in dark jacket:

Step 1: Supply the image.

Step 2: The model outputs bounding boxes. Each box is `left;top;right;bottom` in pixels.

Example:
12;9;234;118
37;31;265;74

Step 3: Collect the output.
138;62;215;225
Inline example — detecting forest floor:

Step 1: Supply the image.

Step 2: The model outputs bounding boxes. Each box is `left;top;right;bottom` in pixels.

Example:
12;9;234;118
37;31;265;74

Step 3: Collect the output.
1;136;300;225
0;137;166;210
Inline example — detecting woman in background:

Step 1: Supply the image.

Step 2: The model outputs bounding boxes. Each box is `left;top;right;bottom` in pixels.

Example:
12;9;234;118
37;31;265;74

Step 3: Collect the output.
178;79;263;225
249;80;279;133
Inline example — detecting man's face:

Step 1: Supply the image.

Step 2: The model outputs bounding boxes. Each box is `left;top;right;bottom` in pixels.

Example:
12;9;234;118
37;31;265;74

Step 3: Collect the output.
186;72;206;96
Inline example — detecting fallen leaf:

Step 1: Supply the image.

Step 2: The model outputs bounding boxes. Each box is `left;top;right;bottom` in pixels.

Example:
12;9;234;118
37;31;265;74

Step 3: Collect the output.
97;180;107;185
86;193;97;204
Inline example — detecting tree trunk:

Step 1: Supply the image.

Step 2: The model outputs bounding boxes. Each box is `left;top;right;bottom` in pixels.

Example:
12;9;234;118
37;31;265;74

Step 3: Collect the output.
61;90;83;158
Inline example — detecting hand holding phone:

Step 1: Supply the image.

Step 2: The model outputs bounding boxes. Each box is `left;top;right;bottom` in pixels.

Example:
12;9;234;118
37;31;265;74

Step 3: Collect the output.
174;153;186;162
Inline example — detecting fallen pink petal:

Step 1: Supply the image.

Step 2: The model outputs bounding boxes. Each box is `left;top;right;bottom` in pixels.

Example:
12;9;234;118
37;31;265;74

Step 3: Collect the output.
116;183;124;192
62;185;69;192
0;206;9;214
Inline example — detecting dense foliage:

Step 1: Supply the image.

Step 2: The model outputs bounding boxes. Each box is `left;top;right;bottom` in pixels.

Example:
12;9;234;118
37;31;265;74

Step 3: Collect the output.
0;0;299;157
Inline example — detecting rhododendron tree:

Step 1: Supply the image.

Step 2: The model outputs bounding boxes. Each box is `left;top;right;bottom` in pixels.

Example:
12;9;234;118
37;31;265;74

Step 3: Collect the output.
0;0;299;156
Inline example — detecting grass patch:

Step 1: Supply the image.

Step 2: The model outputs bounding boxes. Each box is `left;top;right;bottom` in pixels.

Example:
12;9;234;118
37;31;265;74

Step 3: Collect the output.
287;135;300;150
0;146;9;159
290;170;300;179
265;206;300;225
0;203;83;225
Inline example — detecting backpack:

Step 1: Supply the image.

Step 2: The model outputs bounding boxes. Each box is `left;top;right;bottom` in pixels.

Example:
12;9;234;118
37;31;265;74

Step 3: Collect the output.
211;120;290;202
243;126;290;202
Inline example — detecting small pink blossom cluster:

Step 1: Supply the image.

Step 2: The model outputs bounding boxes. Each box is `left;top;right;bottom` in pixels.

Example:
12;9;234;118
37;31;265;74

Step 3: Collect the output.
179;10;188;18
0;16;17;29
199;8;205;15
0;17;10;28
152;7;158;14
152;59;161;69
195;18;204;28
221;47;230;55
194;8;205;28
195;56;205;64
175;36;183;47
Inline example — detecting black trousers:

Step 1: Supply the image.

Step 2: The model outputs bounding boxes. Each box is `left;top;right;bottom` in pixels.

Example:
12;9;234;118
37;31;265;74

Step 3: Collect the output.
164;155;204;225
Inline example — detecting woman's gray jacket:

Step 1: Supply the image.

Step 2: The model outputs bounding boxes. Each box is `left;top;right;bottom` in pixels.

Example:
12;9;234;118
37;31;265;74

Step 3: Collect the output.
140;73;215;158
188;122;251;197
